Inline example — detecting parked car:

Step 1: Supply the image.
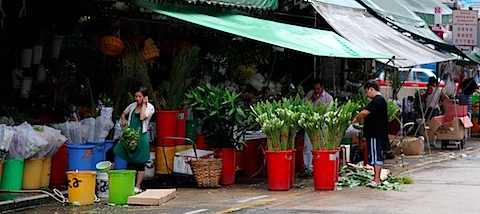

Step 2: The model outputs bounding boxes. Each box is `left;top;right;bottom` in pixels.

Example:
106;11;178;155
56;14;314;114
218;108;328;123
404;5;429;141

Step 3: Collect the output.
376;68;445;87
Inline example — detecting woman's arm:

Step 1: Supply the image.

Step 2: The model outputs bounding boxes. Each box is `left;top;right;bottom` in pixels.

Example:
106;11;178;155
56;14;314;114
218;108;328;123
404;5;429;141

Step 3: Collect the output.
140;96;149;121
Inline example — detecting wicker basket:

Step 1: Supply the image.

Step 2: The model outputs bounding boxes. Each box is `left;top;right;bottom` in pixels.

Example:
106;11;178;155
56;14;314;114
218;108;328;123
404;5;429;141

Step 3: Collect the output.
100;29;124;56
189;158;222;188
141;47;160;62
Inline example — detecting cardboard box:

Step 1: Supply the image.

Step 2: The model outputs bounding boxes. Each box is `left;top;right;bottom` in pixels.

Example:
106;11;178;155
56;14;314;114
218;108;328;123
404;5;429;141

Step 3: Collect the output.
435;116;472;140
389;135;424;155
173;149;214;175
445;105;468;122
424;116;444;140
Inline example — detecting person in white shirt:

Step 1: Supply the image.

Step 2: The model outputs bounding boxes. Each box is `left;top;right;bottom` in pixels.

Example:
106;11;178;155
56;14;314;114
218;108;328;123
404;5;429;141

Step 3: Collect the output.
299;79;333;177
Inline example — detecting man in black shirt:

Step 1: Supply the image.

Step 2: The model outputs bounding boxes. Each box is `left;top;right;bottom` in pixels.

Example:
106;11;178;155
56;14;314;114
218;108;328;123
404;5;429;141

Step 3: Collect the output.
352;81;388;187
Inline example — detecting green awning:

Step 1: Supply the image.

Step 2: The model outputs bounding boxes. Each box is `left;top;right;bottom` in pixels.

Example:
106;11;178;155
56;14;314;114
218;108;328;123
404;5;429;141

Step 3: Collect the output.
182;0;278;10
126;0;395;59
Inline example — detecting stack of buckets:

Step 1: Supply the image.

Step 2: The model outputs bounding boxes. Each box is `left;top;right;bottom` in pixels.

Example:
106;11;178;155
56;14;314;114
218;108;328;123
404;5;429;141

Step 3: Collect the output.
65;140;138;205
0;155;56;192
155;110;192;175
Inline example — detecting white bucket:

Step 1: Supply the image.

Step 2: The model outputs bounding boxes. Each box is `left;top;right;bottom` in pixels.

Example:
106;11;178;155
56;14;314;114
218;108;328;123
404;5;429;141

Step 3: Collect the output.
96;172;109;199
144;152;156;178
37;64;46;82
21;77;33;98
32;45;43;64
52;35;63;59
21;48;33;68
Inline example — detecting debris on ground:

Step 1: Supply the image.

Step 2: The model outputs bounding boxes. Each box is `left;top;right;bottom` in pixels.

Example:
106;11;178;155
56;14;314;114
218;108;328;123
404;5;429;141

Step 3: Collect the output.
336;164;414;191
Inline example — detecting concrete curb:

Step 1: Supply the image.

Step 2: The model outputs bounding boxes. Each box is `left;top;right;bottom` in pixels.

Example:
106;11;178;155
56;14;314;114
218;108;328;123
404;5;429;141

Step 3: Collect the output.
0;190;68;213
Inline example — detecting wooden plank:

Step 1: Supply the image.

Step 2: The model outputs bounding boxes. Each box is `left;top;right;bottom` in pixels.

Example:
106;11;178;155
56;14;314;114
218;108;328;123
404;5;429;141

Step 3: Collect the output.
127;189;177;205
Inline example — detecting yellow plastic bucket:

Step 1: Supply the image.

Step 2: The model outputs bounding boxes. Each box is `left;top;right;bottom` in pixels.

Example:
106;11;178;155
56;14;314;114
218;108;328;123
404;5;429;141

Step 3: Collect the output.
22;158;44;189
185;145;193;150
175;145;186;152
66;171;97;205
40;157;52;188
156;146;175;174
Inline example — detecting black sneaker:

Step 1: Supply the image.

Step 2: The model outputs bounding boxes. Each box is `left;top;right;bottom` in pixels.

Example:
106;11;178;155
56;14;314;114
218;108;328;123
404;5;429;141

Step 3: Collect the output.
298;170;312;178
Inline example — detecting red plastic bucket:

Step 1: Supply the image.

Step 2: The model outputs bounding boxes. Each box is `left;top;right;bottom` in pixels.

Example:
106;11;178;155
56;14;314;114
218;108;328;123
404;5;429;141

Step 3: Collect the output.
156;110;186;147
243;141;263;177
50;143;68;185
196;134;207;150
215;148;236;186
289;149;296;188
266;150;292;191
312;149;337;190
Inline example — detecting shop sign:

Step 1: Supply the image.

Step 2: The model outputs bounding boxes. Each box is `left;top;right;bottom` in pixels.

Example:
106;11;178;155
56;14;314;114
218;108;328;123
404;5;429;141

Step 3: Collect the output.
452;10;478;46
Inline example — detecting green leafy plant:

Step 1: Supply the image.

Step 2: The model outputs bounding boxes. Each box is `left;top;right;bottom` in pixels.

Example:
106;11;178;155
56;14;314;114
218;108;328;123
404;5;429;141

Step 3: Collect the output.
160;47;201;110
185;83;249;149
297;100;359;150
98;93;113;107
119;126;140;151
336;166;407;191
385;67;403;100
250;96;303;151
387;100;401;123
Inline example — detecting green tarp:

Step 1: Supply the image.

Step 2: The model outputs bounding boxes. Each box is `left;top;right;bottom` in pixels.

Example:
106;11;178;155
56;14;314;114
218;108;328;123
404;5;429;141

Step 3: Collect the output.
182;0;278;10
126;0;394;59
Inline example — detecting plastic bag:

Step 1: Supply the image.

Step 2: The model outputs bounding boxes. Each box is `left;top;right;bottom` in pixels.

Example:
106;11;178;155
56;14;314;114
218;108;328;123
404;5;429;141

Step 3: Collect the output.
9;122;48;159
67;121;83;143
443;75;456;96
113;119;123;140
33;125;67;158
81;117;96;142
100;107;114;120
0;124;15;162
94;116;114;142
344;124;360;138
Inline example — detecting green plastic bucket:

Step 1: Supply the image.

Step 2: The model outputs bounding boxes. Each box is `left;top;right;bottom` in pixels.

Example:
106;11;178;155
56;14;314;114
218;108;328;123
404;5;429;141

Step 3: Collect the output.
341;138;353;145
0;158;25;190
108;170;136;205
186;120;197;145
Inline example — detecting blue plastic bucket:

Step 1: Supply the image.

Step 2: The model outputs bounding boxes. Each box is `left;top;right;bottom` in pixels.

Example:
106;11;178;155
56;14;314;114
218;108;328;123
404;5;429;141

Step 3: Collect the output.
67;144;95;171
86;142;105;170
114;156;128;170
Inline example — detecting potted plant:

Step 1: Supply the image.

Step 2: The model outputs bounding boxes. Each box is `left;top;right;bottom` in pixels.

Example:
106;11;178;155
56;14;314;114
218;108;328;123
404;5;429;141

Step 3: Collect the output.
250;96;303;191
156;46;200;148
185;83;249;185
297;100;359;190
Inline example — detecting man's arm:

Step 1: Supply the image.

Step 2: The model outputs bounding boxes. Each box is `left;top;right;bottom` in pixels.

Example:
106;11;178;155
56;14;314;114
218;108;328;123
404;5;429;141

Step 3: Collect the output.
353;109;370;124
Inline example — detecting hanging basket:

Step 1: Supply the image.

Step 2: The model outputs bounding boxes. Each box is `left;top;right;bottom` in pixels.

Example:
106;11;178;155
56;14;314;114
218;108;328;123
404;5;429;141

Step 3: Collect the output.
100;29;124;56
141;38;159;62
189;158;222;188
141;47;160;62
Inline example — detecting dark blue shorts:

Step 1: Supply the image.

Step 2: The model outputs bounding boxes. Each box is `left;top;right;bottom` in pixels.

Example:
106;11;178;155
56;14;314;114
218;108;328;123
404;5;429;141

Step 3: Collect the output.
366;138;385;166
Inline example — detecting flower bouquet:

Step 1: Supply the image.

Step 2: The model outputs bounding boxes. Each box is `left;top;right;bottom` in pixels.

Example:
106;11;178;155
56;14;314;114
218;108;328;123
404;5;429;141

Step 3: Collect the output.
298;100;359;150
119;126;140;151
250;96;302;151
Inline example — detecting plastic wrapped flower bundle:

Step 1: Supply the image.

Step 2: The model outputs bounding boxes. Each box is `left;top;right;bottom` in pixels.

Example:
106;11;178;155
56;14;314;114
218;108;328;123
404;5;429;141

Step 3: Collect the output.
119;126;140;151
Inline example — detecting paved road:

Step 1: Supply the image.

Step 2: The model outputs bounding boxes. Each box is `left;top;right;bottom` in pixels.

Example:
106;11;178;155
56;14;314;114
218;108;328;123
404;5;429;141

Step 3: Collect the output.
18;149;480;214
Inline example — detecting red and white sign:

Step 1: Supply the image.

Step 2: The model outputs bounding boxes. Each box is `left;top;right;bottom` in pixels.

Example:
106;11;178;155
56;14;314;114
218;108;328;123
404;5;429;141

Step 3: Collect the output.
435;7;442;25
452;10;478;46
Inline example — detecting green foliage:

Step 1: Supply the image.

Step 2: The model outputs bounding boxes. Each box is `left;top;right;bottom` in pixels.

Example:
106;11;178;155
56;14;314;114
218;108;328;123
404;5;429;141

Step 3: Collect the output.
385;67;403;100
161;46;201;110
185;83;249;149
119;126;140;151
387;100;401;123
250;96;303;151
336;166;405;191
297;100;359;150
